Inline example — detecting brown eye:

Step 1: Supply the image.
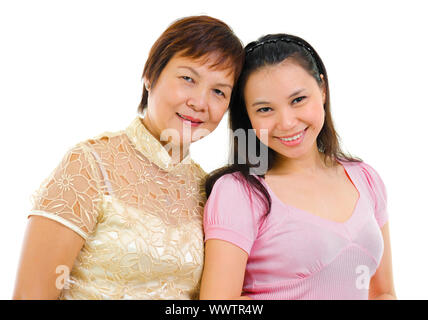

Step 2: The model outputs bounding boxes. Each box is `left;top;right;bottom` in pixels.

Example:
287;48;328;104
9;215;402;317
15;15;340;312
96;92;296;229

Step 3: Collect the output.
256;107;272;113
213;89;225;97
181;76;194;83
292;96;306;104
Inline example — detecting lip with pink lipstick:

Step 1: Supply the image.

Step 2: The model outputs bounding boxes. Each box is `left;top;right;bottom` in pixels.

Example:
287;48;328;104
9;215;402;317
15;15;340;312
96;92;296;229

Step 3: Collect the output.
276;127;308;146
176;113;204;127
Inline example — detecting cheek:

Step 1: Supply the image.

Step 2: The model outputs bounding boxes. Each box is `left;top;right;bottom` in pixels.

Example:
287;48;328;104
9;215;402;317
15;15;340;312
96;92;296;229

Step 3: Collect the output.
207;100;229;126
166;83;188;109
151;81;187;114
303;102;325;129
249;117;272;145
313;103;325;128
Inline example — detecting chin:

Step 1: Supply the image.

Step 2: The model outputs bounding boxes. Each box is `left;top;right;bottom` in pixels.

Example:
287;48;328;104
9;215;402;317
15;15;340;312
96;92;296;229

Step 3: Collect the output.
271;144;307;159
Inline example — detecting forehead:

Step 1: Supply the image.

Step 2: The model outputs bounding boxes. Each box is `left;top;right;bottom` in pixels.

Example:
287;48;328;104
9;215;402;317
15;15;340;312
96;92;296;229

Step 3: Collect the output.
253;60;309;82
245;60;316;95
167;52;235;80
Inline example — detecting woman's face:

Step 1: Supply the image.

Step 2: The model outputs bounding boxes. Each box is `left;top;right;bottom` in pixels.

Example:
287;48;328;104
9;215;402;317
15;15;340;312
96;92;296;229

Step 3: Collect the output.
144;52;235;146
244;59;326;161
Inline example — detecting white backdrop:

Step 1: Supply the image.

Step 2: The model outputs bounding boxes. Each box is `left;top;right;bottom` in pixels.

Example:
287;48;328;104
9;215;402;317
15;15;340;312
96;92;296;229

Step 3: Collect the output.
1;0;427;299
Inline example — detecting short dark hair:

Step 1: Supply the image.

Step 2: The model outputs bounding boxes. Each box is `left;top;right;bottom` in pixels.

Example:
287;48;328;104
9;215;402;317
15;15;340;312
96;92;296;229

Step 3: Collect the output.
138;15;244;114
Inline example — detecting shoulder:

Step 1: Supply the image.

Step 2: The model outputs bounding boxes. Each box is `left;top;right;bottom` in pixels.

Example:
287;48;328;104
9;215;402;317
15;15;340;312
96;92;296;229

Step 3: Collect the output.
212;172;251;193
70;129;129;161
56;129;129;178
343;160;387;204
348;160;384;185
190;160;209;181
339;159;383;182
86;129;127;149
204;172;250;217
341;160;389;227
207;172;261;211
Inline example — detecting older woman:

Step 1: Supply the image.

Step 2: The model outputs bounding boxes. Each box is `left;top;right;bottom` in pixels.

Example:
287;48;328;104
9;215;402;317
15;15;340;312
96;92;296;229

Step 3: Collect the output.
13;15;244;300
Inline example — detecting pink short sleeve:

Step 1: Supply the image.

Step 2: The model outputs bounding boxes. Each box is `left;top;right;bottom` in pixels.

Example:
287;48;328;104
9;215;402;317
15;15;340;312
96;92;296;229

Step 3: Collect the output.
203;173;263;255
359;162;389;228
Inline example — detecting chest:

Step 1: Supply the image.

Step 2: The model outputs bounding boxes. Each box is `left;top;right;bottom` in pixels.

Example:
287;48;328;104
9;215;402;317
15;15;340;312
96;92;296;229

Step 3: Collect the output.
79;150;207;281
247;174;384;286
76;195;205;282
265;169;359;223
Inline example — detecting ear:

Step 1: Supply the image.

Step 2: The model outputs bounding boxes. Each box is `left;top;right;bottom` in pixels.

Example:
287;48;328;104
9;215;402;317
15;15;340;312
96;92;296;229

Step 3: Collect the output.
143;77;151;91
320;74;326;105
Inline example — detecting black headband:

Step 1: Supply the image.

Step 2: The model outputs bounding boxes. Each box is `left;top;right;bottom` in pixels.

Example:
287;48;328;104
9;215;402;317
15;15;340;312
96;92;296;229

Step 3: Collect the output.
246;37;323;76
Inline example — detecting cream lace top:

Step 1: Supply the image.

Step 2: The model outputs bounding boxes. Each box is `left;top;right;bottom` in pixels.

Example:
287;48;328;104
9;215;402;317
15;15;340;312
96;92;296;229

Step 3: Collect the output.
28;116;207;299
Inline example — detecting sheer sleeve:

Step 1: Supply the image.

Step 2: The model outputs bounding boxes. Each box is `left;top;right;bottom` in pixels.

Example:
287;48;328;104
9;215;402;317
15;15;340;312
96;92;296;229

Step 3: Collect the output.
359;162;389;229
29;143;104;240
203;173;264;255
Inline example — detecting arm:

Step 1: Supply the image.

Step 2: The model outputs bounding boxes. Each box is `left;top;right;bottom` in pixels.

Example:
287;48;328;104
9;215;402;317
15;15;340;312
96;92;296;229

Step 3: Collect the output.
12;216;85;300
369;222;397;300
199;239;251;300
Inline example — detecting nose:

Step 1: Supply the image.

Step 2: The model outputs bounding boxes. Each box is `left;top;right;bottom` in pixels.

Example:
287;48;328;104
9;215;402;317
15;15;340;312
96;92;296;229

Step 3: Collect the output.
186;87;209;112
277;107;298;131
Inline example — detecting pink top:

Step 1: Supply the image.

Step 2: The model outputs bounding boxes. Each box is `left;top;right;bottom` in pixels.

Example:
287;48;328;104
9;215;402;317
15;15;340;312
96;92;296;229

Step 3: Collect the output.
203;160;388;300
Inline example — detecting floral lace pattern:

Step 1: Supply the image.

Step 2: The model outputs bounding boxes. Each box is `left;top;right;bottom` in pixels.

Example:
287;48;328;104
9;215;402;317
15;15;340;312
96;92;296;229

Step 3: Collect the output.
29;116;207;299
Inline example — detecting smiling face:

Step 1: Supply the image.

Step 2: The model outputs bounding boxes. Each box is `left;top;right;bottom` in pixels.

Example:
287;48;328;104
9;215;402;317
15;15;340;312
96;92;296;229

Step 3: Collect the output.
143;52;235;146
244;58;326;162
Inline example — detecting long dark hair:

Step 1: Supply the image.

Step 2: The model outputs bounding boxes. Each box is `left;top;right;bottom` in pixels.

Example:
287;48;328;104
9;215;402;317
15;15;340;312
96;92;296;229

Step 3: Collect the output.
205;33;361;216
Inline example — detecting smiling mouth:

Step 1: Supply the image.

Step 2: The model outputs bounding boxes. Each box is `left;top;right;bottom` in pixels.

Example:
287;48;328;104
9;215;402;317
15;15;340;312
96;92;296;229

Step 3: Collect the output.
277;127;308;141
176;113;204;123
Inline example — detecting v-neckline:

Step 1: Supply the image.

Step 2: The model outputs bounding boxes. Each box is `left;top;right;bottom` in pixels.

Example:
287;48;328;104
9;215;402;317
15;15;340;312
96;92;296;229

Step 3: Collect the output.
259;159;361;227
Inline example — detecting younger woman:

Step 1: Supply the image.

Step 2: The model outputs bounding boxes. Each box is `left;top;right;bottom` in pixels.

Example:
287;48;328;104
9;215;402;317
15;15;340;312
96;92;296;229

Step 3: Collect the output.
13;15;244;299
200;34;396;300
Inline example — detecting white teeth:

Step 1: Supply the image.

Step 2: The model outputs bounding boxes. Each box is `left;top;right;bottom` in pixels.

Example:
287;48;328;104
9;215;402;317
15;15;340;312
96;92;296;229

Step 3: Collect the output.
279;131;303;141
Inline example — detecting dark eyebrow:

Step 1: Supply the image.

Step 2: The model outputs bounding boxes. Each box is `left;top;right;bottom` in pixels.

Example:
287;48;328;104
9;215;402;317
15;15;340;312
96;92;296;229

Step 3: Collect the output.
178;66;232;90
251;100;270;107
288;88;305;98
251;88;306;107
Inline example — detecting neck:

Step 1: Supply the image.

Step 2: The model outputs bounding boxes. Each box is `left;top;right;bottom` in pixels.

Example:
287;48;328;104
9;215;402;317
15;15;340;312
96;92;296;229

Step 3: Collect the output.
141;115;190;163
269;145;332;176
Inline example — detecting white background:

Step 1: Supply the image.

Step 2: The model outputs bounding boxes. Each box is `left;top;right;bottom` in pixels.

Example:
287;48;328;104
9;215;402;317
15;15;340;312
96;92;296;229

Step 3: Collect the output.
1;0;427;299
